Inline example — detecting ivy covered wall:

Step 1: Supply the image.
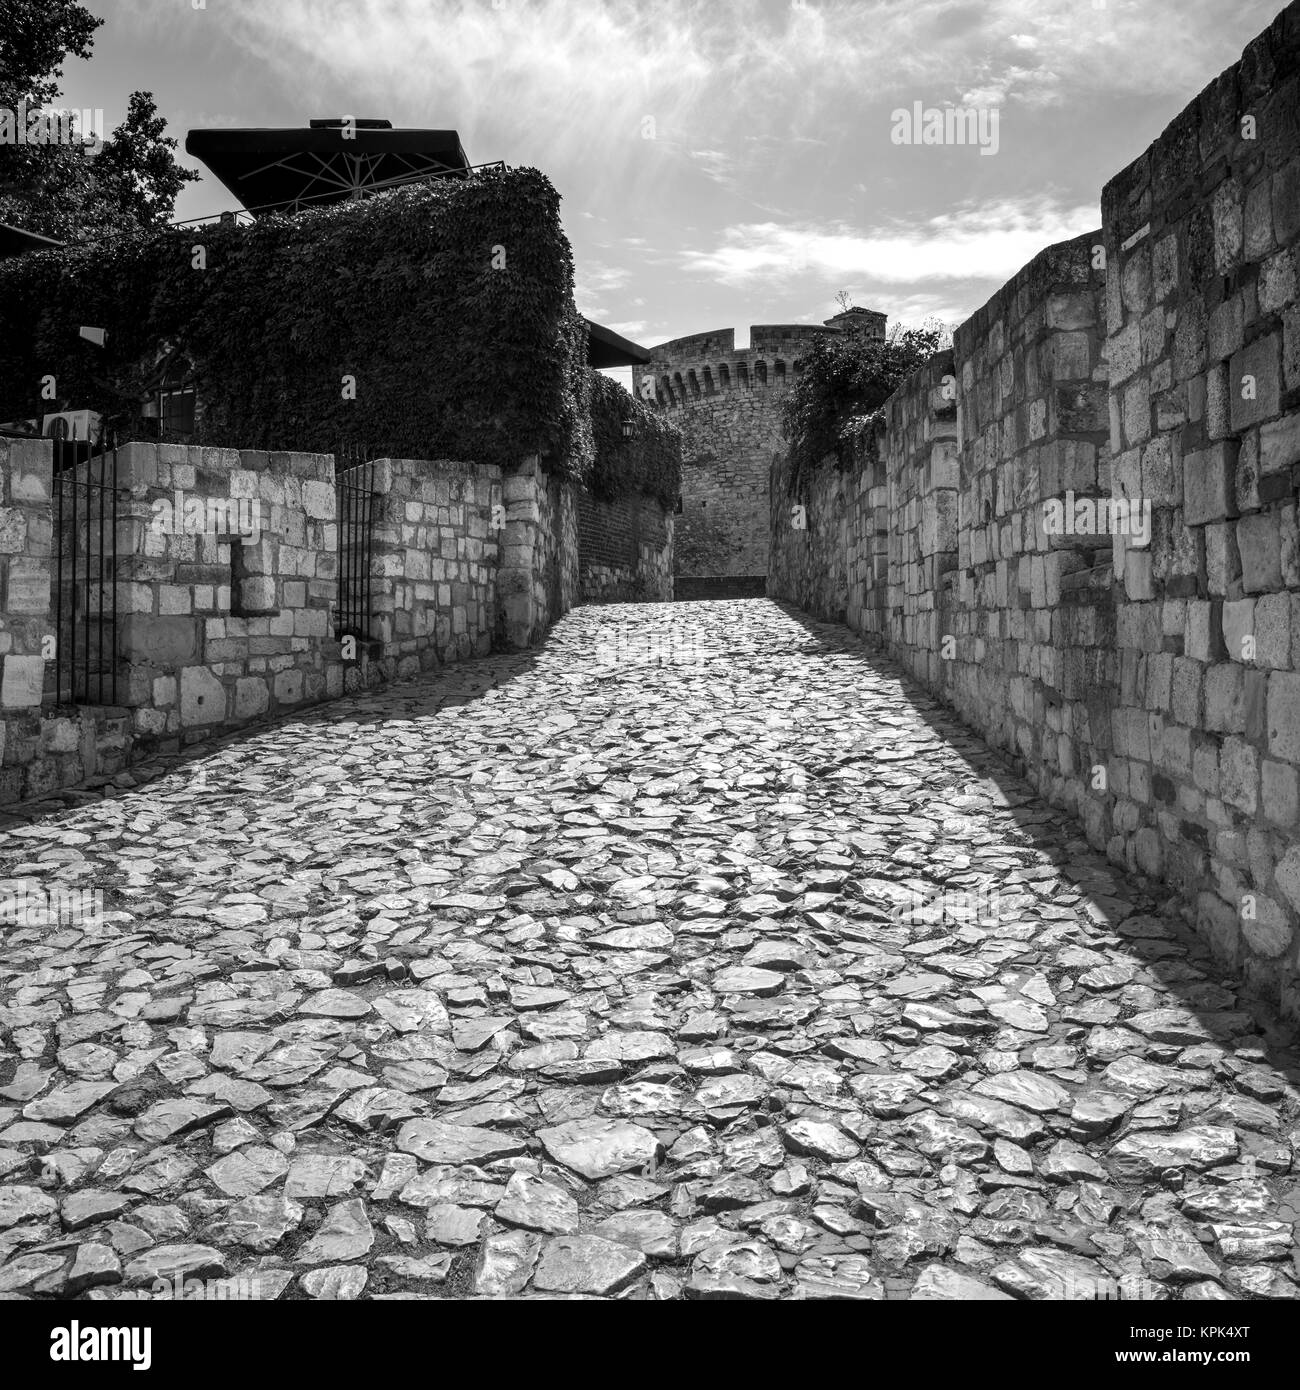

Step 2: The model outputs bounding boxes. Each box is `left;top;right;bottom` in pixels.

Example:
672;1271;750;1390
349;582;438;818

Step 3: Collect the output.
0;166;593;480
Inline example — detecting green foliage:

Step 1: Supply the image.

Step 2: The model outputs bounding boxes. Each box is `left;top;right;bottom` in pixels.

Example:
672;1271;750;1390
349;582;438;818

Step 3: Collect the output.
0;1;197;242
588;371;682;509
781;320;947;495
0;0;101;109
0;167;594;478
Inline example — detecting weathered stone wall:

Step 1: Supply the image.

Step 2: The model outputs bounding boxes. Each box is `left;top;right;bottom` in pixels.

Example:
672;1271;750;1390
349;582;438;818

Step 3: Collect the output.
113;444;339;744
769;443;864;629
768;4;1300;1017
0;437;51;710
945;237;1112;829
634;326;843;584
576;488;674;602
372;457;502;672
881;349;962;694
1101;5;1300;1002
0;440;580;806
497;457;579;649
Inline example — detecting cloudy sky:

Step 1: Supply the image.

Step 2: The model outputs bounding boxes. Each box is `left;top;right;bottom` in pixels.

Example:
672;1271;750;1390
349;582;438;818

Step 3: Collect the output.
61;0;1278;359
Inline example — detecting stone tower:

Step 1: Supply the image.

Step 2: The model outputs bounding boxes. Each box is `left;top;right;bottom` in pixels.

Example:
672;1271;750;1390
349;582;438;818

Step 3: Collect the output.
633;310;887;597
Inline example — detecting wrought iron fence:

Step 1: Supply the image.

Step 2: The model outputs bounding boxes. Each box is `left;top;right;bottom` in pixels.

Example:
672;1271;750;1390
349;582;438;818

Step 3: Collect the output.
52;437;121;706
335;450;379;644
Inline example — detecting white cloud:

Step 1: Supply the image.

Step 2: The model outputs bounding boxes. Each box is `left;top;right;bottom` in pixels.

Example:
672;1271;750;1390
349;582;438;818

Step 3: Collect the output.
160;0;1275;168
679;195;1099;287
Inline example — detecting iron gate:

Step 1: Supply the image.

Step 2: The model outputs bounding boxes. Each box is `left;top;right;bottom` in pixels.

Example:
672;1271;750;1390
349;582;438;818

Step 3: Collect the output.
52;438;121;706
335;451;379;643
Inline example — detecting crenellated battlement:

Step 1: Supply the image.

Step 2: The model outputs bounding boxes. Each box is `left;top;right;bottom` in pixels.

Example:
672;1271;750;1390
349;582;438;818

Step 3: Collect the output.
636;311;887;408
643;304;888;589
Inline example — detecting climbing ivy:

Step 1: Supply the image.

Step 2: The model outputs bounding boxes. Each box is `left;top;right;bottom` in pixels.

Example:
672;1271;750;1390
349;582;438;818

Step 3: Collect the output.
781;321;947;495
588;371;682;509
0;166;593;479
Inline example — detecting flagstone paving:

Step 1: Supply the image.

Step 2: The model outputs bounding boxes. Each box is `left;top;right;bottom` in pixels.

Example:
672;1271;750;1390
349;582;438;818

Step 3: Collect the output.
0;598;1298;1301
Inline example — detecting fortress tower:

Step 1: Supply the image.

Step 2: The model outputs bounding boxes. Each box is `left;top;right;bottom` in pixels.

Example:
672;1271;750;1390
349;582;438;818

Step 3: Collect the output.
633;308;887;597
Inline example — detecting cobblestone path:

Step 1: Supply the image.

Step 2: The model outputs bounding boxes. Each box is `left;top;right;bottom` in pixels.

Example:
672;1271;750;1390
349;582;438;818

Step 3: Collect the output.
1;599;1298;1301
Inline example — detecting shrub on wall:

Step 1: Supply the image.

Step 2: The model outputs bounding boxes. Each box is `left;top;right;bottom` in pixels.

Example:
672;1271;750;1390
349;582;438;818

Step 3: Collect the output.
781;321;947;495
0;166;594;479
588;371;681;509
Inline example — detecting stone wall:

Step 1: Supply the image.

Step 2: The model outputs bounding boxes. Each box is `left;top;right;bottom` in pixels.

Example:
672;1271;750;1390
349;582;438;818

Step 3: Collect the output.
1101;4;1300;1001
945;236;1111;812
0;440;578;807
768;2;1300;1017
0;437;51;711
113;444;340;744
576;488;674;602
371;457;502;671
497;457;579;649
634;325;847;584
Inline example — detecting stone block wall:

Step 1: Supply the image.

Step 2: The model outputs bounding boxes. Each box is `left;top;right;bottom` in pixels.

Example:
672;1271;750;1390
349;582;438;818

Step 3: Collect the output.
661;391;778;582
1101;4;1300;1001
882;349;962;693
112;443;339;745
1;438;133;800
768;2;1300;1017
371;458;502;672
944;236;1112;828
0;440;580;807
634;326;838;584
0;437;52;708
496;456;579;650
576;488;674;602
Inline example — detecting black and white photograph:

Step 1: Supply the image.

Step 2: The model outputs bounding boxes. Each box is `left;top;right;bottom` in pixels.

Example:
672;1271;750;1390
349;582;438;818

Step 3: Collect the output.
0;0;1298;1358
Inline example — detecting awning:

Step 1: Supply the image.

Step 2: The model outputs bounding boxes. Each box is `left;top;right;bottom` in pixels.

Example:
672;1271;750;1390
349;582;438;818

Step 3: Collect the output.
184;118;471;217
0;222;66;259
586;319;651;369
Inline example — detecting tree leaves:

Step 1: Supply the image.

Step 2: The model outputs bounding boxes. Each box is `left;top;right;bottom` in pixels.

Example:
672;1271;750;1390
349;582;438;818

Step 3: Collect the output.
781;322;947;496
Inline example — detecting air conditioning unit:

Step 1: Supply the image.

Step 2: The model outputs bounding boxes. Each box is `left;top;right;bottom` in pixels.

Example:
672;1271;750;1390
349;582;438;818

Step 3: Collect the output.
42;409;102;442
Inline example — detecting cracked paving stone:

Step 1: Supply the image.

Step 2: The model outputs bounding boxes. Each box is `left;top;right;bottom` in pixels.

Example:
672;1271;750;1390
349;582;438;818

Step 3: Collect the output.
133;1100;232;1144
780;1119;860;1162
396;1119;528;1166
791;1255;883;1300
285;1154;369;1200
1107;1127;1239;1181
203;1194;304;1252
0;600;1297;1303
474;1230;543;1297
205;1146;290;1198
65;1243;122;1295
533;1234;648;1295
61;1191;134;1230
495;1172;581;1235
0;1186;57;1229
123;1244;228;1288
537;1118;660;1179
296;1199;375;1265
301;1265;369;1299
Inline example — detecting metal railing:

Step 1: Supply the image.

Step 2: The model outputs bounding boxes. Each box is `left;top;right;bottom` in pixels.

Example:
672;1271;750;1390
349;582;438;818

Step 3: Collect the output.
52;437;120;706
167;161;509;231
